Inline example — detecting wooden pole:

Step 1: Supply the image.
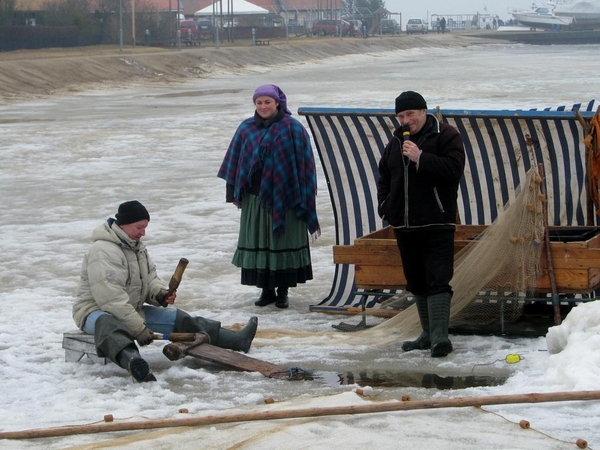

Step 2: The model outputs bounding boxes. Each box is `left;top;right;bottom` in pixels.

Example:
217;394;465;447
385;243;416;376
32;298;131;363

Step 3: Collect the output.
538;163;562;325
1;390;599;440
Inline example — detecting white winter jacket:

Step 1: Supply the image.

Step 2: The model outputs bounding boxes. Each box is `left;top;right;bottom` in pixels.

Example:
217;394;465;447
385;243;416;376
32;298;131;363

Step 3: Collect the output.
73;219;165;337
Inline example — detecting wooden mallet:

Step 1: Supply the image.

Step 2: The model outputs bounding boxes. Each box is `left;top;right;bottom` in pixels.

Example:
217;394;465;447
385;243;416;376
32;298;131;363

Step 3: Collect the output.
160;258;189;307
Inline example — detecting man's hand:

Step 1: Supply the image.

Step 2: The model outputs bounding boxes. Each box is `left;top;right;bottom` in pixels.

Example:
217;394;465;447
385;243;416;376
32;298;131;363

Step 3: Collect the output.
402;140;422;163
136;327;154;346
156;289;177;307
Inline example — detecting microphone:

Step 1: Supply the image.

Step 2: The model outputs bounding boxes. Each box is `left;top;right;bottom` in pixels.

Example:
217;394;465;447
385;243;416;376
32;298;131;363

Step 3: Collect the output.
401;125;411;141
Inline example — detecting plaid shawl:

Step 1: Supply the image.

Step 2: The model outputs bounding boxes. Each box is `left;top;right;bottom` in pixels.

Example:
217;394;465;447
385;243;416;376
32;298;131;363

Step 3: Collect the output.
218;114;320;237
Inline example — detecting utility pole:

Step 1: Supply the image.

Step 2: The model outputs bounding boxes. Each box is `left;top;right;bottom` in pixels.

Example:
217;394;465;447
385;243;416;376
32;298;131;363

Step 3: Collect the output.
131;0;136;46
119;0;123;51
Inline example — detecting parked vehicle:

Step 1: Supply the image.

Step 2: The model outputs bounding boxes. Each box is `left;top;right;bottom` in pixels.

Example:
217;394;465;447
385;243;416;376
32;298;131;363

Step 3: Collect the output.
381;18;400;34
312;19;359;37
179;19;197;35
197;20;215;40
406;18;428;34
347;19;364;35
179;19;198;42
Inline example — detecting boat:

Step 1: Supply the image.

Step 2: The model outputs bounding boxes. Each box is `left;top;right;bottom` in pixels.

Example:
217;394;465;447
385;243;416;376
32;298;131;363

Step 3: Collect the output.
511;3;574;29
554;1;600;29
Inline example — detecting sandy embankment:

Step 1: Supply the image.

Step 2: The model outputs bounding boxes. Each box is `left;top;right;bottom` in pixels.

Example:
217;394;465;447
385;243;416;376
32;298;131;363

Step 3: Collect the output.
0;32;496;103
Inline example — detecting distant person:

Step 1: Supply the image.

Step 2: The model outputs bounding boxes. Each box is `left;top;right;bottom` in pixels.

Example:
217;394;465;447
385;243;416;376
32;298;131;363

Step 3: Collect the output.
73;200;258;382
440;17;446;34
218;84;320;310
377;91;465;357
436;18;441;33
144;29;151;46
186;28;192;46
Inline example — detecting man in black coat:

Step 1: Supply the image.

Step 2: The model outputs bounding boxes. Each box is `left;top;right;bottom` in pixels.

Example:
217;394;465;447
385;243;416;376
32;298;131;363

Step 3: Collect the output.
377;91;465;357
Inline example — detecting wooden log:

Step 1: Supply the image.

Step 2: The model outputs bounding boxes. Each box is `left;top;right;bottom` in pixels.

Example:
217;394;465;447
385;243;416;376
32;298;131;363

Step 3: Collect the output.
153;332;197;342
539;163;562;325
1;390;599;440
309;305;399;318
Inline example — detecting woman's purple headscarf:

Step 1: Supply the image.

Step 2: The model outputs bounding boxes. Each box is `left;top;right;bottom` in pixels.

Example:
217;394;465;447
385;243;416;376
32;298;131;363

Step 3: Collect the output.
252;84;292;115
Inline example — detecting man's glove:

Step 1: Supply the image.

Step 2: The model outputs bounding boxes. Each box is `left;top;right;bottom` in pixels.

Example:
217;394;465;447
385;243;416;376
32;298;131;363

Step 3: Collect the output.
136;327;154;346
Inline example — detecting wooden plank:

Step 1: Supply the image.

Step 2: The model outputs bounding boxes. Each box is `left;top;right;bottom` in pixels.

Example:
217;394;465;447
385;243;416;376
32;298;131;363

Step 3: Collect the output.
185;344;291;379
548;247;599;262
356;264;405;289
455;225;487;240
536;269;598;292
333;245;399;265
356;227;395;240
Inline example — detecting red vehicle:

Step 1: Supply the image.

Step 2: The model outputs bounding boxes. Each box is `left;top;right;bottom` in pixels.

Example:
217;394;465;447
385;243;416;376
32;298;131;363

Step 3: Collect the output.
312;19;359;37
179;19;198;42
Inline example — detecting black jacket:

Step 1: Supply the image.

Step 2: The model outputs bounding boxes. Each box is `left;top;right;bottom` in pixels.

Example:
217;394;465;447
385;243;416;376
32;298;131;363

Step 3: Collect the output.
377;115;465;230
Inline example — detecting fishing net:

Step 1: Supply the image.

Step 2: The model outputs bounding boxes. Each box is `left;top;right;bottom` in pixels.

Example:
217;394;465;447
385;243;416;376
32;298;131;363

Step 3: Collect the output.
348;167;547;345
254;167;548;348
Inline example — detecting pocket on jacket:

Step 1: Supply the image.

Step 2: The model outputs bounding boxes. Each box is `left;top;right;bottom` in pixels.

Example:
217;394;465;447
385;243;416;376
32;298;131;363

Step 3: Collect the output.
433;187;445;213
378;195;389;219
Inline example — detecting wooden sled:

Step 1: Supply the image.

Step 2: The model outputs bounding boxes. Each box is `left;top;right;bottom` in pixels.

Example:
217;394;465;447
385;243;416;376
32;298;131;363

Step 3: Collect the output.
157;332;310;381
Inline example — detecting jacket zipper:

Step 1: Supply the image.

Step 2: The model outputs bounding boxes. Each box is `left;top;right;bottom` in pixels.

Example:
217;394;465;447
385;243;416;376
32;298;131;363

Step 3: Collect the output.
403;155;410;227
433;187;445;213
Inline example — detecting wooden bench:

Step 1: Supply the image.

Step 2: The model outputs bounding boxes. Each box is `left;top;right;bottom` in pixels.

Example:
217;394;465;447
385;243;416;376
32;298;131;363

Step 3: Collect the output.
254;39;270;46
62;331;107;365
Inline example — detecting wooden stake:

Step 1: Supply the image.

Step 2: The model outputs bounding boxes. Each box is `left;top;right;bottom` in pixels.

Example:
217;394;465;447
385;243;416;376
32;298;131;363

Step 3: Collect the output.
538;163;562;326
1;390;599;440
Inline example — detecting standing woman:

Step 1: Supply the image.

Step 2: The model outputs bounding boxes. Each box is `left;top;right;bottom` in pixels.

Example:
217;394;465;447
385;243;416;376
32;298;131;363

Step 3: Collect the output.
218;84;320;309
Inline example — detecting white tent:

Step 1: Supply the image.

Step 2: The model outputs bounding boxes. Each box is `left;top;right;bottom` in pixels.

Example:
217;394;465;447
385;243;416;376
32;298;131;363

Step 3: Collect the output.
194;0;269;16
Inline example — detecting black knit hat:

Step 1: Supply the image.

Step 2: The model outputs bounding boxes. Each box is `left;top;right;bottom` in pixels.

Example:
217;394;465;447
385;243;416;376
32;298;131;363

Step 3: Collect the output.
395;91;427;114
115;200;150;225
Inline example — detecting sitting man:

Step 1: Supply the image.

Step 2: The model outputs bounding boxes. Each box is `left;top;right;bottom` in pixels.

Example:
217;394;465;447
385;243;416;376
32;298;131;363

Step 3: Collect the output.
73;200;258;382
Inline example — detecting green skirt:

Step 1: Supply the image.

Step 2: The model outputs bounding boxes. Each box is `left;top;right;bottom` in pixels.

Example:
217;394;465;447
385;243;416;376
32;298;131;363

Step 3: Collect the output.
232;194;313;289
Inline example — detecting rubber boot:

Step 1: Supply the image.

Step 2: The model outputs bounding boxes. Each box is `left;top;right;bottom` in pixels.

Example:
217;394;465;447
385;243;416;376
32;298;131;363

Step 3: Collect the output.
117;346;156;382
275;287;289;309
428;292;453;357
94;314;156;382
401;296;431;351
173;310;221;344
255;288;276;306
216;316;258;353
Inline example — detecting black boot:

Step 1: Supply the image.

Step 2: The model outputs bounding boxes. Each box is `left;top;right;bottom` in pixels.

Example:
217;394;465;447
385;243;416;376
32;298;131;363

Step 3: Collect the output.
275;287;289;309
401;296;431;351
255;288;276;307
428;292;453;357
94;314;156;381
216;317;258;353
117;346;157;382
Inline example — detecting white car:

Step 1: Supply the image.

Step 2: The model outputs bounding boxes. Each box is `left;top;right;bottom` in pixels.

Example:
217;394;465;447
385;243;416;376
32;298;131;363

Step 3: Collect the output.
406;18;428;34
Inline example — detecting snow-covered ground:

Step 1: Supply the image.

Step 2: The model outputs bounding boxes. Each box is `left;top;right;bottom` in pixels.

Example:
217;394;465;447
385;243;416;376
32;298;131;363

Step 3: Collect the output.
1;43;599;449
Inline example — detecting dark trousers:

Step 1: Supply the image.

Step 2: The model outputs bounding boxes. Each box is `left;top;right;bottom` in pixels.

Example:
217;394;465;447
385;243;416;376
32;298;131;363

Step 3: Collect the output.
395;228;455;297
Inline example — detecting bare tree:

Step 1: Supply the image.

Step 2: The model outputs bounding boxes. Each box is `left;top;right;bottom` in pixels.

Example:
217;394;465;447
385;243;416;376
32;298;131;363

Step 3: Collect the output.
0;0;18;26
